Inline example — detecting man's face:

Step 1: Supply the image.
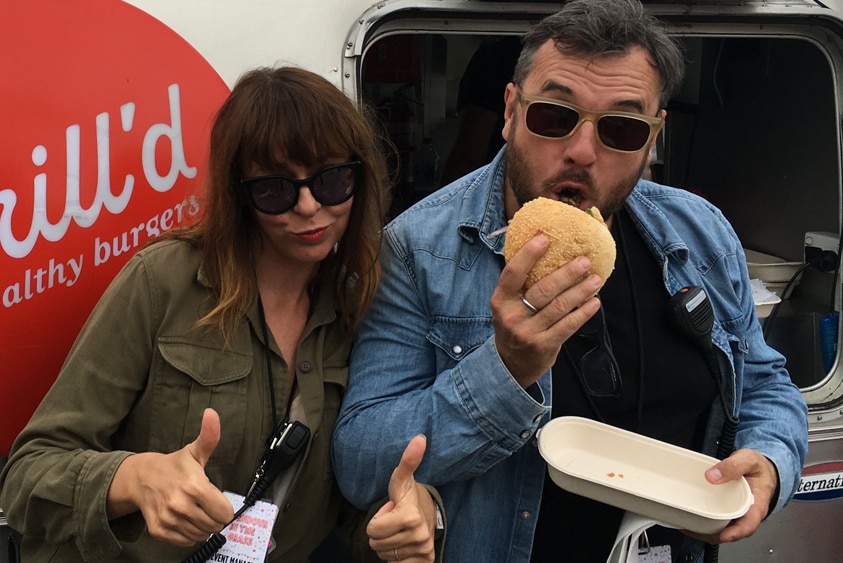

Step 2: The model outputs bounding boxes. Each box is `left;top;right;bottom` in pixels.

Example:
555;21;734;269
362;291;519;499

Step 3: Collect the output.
502;41;665;221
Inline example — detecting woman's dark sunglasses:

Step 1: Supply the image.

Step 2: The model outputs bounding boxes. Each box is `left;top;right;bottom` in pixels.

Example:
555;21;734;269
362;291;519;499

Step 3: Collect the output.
241;161;361;215
518;93;662;153
575;305;623;398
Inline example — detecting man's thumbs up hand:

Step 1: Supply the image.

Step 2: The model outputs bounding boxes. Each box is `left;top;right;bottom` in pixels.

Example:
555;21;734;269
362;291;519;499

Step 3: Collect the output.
106;408;234;547
367;435;437;562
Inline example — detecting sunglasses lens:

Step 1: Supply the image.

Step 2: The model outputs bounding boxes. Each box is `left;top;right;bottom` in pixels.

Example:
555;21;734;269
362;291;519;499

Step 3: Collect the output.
580;348;622;397
597;115;652;151
574;305;622;398
312;164;357;205
248;178;297;214
525;102;580;138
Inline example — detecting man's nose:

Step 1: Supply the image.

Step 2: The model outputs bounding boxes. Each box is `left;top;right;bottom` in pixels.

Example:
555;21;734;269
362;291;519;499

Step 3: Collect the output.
563;118;599;165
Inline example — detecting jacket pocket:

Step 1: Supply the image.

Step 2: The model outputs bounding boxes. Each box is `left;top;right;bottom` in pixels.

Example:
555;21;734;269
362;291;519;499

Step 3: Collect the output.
150;337;253;465
428;317;493;364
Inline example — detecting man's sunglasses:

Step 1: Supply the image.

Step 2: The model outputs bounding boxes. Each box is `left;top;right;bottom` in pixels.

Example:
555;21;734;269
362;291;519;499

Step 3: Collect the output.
240;161;361;215
518;93;662;153
574;304;623;398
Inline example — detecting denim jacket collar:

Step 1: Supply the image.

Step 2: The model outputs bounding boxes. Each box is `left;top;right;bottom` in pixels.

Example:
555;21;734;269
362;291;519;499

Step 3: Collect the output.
456;149;510;253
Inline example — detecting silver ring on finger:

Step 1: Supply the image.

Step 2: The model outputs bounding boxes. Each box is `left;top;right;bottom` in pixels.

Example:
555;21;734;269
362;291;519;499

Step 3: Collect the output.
521;295;539;314
394;548;400;560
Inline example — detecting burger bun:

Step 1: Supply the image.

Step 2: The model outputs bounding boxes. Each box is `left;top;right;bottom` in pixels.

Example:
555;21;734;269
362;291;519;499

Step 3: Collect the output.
503;197;616;288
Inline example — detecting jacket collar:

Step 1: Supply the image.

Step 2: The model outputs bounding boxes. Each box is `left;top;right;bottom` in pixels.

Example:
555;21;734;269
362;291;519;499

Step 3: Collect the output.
455;147;510;254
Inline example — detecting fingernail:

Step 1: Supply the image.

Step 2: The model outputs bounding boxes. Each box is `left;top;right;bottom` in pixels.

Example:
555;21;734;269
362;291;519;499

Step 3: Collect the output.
577;257;590;269
709;468;723;481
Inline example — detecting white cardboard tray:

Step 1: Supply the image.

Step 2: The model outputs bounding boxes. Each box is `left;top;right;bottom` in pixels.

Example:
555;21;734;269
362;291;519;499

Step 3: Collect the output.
744;249;803;284
538;417;753;534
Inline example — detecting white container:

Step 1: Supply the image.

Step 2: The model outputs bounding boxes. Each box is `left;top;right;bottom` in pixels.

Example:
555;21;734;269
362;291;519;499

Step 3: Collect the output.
754;295;781;318
744;249;804;284
763;281;795;299
538;417;753;534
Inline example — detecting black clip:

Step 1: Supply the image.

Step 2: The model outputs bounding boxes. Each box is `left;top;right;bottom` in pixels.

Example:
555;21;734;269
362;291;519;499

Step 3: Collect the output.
245;418;310;504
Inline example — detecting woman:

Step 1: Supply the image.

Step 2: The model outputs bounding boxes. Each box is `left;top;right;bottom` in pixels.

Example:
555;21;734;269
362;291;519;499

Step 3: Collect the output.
0;67;438;562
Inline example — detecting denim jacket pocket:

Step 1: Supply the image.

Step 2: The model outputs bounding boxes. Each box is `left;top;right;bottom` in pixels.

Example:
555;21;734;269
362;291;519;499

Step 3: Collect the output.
428;317;494;366
151;337;252;465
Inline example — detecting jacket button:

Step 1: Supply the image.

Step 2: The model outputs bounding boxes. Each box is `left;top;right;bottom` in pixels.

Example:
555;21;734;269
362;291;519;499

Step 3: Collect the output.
452;345;463;354
520;511;531;520
520;430;531;439
299;361;313;373
532;414;542;424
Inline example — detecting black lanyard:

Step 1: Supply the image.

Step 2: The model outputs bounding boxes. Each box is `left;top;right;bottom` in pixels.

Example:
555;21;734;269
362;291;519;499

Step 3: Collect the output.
257;295;280;430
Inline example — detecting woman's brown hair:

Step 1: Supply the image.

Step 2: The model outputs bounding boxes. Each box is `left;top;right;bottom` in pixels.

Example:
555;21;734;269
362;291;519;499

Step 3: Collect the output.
159;66;391;340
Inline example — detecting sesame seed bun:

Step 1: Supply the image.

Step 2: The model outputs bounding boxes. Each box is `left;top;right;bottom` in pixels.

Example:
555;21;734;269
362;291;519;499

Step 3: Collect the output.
502;197;616;288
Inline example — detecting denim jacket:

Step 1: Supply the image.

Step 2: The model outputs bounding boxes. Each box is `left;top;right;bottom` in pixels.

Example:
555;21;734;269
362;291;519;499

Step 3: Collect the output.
333;150;808;562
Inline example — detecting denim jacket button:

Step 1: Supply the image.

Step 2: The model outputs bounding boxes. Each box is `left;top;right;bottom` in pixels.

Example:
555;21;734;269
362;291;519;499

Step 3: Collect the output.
520;511;531;520
532;414;542;424
452;345;463;355
519;430;531;439
299;360;313;373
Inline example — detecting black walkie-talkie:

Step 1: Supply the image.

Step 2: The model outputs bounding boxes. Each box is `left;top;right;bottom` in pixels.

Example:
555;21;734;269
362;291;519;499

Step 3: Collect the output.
667;286;738;458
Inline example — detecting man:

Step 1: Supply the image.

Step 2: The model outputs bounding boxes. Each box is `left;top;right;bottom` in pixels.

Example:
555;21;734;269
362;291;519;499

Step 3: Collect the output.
333;1;808;561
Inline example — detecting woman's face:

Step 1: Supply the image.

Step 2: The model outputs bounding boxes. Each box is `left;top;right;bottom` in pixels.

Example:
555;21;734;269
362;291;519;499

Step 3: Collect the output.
243;157;356;269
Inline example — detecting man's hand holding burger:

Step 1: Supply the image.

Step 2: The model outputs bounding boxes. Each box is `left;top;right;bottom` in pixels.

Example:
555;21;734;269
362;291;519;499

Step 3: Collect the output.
490;198;617;389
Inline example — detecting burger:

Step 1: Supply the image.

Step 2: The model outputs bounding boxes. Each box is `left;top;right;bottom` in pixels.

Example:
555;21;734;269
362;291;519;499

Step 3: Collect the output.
502;197;616;288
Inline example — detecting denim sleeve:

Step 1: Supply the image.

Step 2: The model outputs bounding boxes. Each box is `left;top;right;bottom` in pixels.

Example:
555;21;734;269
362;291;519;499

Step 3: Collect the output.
735;297;808;511
332;226;550;509
729;248;809;512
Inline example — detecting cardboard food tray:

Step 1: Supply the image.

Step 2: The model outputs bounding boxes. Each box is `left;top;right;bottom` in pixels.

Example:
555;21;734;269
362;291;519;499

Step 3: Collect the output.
538;417;752;534
754;294;781;318
744;249;803;284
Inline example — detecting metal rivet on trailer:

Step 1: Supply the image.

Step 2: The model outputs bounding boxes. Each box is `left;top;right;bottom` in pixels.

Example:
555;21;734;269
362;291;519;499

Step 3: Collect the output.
347;41;353;48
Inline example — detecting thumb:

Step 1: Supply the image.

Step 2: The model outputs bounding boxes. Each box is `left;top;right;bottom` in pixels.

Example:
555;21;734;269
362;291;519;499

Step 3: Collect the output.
186;408;221;468
387;434;427;506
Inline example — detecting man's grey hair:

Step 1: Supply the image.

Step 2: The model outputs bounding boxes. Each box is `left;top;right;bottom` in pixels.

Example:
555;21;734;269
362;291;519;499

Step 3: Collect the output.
513;0;685;108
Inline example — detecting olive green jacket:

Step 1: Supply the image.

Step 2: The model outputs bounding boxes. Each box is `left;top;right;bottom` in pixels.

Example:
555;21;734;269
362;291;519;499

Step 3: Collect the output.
0;240;386;562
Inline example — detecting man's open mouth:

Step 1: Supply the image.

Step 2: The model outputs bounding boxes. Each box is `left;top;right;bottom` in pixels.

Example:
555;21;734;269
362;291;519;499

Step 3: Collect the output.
558;188;582;206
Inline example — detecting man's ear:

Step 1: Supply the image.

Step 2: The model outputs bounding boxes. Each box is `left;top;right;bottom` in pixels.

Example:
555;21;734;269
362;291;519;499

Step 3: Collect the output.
502;82;519;139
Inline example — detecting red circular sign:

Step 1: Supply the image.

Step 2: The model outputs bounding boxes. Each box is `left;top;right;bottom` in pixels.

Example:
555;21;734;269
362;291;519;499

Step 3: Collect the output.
0;0;230;455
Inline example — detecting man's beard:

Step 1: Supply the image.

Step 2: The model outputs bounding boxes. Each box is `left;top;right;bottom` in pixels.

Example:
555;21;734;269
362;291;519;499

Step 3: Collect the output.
504;117;650;218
